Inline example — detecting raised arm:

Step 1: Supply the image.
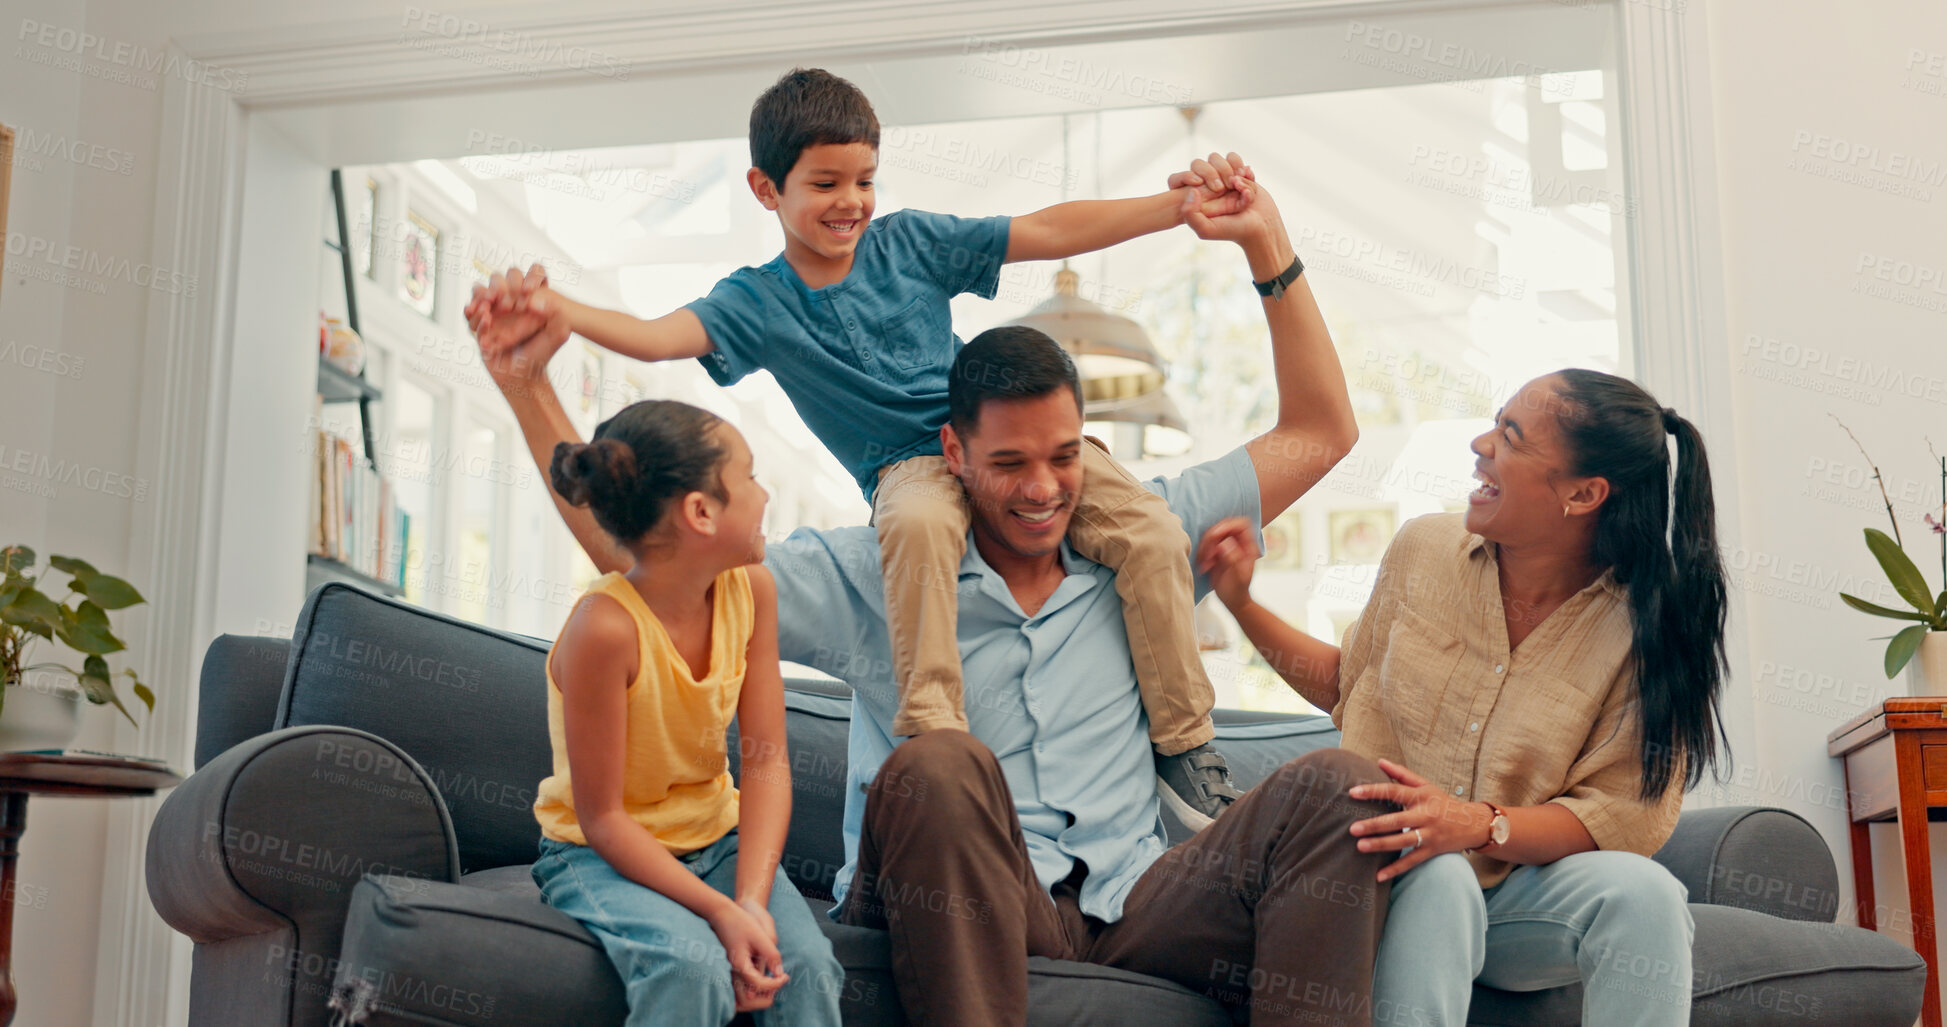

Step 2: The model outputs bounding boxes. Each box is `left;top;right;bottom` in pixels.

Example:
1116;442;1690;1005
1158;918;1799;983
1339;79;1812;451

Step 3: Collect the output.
1176;156;1357;524
1196;517;1344;711
475;307;633;576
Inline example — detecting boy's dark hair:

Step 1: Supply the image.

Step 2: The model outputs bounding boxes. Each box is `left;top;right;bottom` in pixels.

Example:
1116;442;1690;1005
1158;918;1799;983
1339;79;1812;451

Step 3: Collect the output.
948;326;1083;435
550;400;729;545
749;68;880;188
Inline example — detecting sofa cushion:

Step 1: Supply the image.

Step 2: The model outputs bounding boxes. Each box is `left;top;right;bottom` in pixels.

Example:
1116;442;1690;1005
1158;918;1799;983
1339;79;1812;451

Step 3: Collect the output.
334;866;1233;1027
331;871;628;1027
1466;902;1927;1026
280;583;555;874
798;894;1233;1026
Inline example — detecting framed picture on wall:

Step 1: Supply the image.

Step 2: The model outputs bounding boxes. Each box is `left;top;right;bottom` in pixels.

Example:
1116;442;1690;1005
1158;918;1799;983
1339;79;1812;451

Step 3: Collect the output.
398;210;440;318
0;124;12;303
1328;507;1395;565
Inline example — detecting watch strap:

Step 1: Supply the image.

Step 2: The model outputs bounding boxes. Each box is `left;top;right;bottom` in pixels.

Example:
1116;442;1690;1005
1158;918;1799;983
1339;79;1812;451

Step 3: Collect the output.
1468;801;1509;852
1252;254;1305;300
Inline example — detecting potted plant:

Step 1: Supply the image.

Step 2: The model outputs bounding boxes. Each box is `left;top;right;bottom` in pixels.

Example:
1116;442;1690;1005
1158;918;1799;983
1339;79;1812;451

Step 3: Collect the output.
0;545;154;750
1835;424;1947;692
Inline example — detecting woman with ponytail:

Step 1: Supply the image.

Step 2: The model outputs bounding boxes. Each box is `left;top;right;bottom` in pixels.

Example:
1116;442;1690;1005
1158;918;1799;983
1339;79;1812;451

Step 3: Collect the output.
530;400;843;1026
1198;370;1726;1026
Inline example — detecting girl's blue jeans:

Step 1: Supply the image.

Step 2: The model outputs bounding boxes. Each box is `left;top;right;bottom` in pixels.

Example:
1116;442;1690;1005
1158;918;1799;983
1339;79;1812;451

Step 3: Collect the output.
534;831;845;1027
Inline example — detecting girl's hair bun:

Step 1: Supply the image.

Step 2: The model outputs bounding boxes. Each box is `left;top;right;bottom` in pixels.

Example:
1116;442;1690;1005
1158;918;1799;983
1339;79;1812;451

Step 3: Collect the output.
547;401;730;545
551;437;637;507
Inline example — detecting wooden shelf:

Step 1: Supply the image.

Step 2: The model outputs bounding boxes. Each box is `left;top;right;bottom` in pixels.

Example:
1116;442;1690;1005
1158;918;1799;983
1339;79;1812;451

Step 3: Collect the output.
305;553;404;598
318;358;382;405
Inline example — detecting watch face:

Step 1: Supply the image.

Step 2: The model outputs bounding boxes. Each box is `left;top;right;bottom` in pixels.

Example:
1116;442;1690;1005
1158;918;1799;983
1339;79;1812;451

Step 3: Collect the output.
1490;816;1511;845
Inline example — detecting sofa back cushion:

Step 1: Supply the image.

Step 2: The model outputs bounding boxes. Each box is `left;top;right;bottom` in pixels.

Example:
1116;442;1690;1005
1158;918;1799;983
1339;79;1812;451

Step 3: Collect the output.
279;583;554;874
728;677;856;901
275;583;865;884
271;582;1346;886
195;633;294;769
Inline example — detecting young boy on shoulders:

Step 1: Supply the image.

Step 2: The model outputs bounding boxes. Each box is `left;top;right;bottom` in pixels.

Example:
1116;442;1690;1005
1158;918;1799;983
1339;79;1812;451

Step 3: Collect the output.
471;68;1249;827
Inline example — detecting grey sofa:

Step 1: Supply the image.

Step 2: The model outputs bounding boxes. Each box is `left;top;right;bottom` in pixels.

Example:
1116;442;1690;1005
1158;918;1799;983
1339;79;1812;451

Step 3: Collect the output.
146;582;1926;1025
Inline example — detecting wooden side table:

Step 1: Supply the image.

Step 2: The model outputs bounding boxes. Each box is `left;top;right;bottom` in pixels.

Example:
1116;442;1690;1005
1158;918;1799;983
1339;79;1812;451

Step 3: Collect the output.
1829;698;1947;1027
0;752;180;1026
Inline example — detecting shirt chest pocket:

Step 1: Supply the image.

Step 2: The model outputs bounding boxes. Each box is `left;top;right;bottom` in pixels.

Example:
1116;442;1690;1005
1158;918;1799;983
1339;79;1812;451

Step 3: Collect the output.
1378;606;1466;746
877;296;948;374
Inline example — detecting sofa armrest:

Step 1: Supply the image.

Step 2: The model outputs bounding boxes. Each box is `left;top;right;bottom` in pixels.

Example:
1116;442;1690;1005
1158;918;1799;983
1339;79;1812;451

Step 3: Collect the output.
147;726;461;1027
1652;806;1841;923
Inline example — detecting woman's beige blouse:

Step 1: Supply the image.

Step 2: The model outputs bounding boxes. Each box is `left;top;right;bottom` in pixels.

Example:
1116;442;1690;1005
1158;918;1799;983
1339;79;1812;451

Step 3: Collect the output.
1332;514;1683;887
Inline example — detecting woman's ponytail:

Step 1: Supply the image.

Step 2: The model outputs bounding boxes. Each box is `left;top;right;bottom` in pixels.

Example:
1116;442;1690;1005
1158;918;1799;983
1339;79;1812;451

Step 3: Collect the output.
1556;372;1728;799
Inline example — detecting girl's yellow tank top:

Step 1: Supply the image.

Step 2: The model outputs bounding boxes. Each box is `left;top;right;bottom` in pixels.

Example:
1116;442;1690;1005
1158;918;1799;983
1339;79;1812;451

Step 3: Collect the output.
533;567;750;854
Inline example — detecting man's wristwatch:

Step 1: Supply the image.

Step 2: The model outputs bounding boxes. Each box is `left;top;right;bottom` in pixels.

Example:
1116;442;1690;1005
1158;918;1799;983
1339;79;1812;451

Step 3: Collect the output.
1469;801;1510;852
1252;254;1304;301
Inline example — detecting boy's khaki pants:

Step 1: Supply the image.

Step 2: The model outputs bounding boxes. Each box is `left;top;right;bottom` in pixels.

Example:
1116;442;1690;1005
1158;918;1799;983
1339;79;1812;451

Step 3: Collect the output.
871;438;1216;754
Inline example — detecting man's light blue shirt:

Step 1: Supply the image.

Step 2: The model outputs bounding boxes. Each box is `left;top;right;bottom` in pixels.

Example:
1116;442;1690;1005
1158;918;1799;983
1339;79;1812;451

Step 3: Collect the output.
763;446;1264;923
685;209;1011;500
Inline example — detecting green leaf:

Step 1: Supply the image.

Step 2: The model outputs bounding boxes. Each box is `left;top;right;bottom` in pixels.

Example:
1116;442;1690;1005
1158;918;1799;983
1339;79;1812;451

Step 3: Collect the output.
78;655;111;700
1;587;63;639
0;547;35;575
125;670;154;713
1842;592;1933;622
0;579;21;610
79;656;137;726
55;601;124;656
48;555;97;580
77;574;143;610
1866;529;1937;615
1887;624;1932;678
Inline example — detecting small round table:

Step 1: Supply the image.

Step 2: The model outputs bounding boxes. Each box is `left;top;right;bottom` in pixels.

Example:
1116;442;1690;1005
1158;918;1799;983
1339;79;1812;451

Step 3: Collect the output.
0;752;181;1026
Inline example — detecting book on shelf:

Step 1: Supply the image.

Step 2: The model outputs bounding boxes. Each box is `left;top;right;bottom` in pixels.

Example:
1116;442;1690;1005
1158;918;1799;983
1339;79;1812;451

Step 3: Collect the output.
308;425;409;589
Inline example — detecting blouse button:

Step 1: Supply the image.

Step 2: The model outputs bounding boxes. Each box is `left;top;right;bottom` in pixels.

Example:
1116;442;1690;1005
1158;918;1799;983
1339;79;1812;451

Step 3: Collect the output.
1453;785;1465;796
1493;663;1505;674
1469;722;1480;732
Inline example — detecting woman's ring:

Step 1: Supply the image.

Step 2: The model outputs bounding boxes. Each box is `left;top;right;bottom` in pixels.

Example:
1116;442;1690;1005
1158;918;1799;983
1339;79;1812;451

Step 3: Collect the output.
1413;829;1424;848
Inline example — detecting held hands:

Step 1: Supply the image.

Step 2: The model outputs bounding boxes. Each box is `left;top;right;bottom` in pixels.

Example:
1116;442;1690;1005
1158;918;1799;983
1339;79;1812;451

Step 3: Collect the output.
1195;516;1261;612
1348;759;1494;882
1167;152;1281;246
708;897;790;1012
465;264;570;395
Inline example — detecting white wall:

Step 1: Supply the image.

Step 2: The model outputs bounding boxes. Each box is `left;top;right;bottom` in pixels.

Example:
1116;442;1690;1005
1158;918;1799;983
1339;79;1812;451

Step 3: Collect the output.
3;0;1945;1022
1701;0;1947;963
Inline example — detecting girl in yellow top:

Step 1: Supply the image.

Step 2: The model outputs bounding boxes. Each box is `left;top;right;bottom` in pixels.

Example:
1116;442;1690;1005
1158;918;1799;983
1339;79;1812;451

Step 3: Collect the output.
531;399;842;1026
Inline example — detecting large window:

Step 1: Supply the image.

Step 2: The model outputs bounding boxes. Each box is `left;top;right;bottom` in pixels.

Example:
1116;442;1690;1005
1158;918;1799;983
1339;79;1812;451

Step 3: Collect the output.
326;11;1628;694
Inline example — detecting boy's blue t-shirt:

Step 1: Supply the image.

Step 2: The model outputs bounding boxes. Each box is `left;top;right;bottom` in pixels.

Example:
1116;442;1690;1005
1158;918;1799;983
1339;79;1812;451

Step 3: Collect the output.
685;209;1011;499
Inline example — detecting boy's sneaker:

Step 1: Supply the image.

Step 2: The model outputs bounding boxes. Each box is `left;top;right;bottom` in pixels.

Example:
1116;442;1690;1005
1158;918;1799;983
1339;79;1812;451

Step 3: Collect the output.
1156;744;1244;833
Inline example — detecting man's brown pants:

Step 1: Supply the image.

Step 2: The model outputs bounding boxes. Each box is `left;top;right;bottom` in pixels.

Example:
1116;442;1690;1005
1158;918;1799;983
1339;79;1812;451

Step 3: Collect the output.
839;730;1394;1026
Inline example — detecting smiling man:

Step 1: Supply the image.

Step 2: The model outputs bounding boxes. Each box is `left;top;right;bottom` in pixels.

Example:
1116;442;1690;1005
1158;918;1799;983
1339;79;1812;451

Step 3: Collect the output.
482;157;1396;1026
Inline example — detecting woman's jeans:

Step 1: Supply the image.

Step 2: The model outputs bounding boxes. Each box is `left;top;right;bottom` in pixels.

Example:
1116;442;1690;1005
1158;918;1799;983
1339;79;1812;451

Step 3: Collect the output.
533;831;845;1027
1374;851;1694;1027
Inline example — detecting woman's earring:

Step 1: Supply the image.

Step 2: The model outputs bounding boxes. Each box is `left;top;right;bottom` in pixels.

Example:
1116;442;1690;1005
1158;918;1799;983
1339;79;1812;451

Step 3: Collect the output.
1562;504;1571;518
